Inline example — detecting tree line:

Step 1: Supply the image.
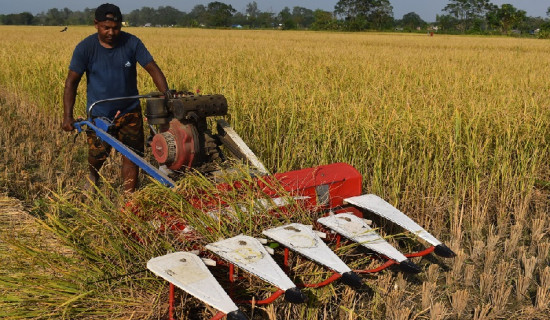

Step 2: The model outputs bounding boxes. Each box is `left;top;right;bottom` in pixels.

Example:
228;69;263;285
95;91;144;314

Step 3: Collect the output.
1;0;549;35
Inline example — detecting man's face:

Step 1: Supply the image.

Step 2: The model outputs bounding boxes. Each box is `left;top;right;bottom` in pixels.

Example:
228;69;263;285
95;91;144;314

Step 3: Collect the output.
94;15;121;47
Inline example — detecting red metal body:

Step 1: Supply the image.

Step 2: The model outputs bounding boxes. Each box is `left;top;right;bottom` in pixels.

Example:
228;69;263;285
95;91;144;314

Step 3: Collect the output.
266;162;363;209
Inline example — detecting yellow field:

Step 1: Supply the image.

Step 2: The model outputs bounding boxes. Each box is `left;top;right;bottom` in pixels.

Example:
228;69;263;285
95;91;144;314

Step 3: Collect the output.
1;26;550;319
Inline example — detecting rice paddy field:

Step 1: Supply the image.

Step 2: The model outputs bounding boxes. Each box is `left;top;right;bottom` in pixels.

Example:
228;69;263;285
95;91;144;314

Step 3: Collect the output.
1;25;550;319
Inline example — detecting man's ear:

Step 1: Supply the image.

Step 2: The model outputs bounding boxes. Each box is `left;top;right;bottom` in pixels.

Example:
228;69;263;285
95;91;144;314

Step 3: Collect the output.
94;19;99;30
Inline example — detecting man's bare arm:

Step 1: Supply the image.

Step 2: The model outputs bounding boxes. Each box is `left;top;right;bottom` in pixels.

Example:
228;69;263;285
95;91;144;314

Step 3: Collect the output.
143;60;169;95
62;70;82;131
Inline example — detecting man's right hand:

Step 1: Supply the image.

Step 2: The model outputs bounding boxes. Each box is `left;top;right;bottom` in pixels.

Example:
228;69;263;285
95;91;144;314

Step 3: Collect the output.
164;89;174;100
62;116;76;131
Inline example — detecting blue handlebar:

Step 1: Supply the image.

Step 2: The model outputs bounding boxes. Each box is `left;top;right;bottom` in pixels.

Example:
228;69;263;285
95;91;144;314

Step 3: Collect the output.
74;118;176;188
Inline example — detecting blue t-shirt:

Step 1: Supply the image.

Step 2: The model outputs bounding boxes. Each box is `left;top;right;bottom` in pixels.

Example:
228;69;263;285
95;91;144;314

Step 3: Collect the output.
69;31;153;118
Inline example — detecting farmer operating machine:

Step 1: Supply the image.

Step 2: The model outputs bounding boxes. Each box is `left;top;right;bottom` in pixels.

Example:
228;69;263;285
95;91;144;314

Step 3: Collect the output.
74;92;456;320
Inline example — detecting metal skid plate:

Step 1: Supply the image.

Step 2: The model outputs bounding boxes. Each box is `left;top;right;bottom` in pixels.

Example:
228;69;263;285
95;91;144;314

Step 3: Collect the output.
217;120;269;176
317;213;408;263
262;223;352;275
344;194;442;246
206;235;296;291
147;252;239;315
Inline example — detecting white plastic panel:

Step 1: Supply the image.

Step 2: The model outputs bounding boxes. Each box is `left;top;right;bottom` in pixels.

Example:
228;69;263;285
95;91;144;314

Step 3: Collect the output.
147;252;239;314
206;235;296;291
262;223;352;274
344;194;442;246
317;213;408;262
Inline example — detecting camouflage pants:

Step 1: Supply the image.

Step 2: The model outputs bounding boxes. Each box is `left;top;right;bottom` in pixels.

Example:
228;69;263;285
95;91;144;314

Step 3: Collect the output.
86;109;145;161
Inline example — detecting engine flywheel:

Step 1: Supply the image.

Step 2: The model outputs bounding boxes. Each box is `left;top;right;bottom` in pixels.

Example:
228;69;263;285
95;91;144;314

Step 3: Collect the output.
151;119;199;170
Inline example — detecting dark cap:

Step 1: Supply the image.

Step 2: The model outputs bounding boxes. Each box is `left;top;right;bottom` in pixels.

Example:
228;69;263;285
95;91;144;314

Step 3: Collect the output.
95;3;123;22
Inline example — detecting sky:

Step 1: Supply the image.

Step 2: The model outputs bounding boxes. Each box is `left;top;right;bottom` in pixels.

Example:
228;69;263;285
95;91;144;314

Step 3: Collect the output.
0;0;548;22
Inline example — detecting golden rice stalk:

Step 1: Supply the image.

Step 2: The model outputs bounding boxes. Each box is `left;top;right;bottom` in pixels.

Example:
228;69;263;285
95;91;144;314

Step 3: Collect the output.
429;302;447;320
535;266;550;310
450;289;469;317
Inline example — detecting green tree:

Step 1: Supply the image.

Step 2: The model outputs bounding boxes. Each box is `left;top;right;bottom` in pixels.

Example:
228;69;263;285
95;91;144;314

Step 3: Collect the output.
189;4;208;26
42;8;68;25
156;6;184;26
334;0;393;31
369;1;394;29
257;11;276;28
126;8;146;26
125;9;139;26
21;12;35;25
521;16;546;33
64;8;93;25
206;1;236;27
245;1;260;27
125;7;159;26
311;9;338;30
485;3;499;31
292;6;314;29
487;4;526;33
443;0;493;32
400;12;426;30
231;12;248;27
334;0;359;19
436;14;459;31
278;7;296;29
0;12;34;25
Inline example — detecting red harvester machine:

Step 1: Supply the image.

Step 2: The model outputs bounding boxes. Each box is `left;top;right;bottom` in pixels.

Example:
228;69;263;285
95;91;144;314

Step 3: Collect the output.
75;92;456;320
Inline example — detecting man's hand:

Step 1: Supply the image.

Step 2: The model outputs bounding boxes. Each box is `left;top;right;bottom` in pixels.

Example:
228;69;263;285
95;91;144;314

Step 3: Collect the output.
164;89;174;100
164;90;174;109
62;116;76;131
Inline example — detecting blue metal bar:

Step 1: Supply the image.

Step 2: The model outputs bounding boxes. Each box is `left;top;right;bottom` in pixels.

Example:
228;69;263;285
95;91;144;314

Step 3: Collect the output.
74;120;176;188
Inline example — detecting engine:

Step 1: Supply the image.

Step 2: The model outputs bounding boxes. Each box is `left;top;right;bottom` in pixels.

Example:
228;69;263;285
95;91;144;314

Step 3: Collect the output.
145;94;228;172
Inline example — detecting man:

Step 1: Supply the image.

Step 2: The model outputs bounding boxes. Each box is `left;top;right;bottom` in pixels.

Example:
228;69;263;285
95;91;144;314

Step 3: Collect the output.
62;3;170;192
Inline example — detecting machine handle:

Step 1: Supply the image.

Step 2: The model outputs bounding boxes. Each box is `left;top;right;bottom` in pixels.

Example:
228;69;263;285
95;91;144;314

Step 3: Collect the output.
86;93;164;120
73;117;86;133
